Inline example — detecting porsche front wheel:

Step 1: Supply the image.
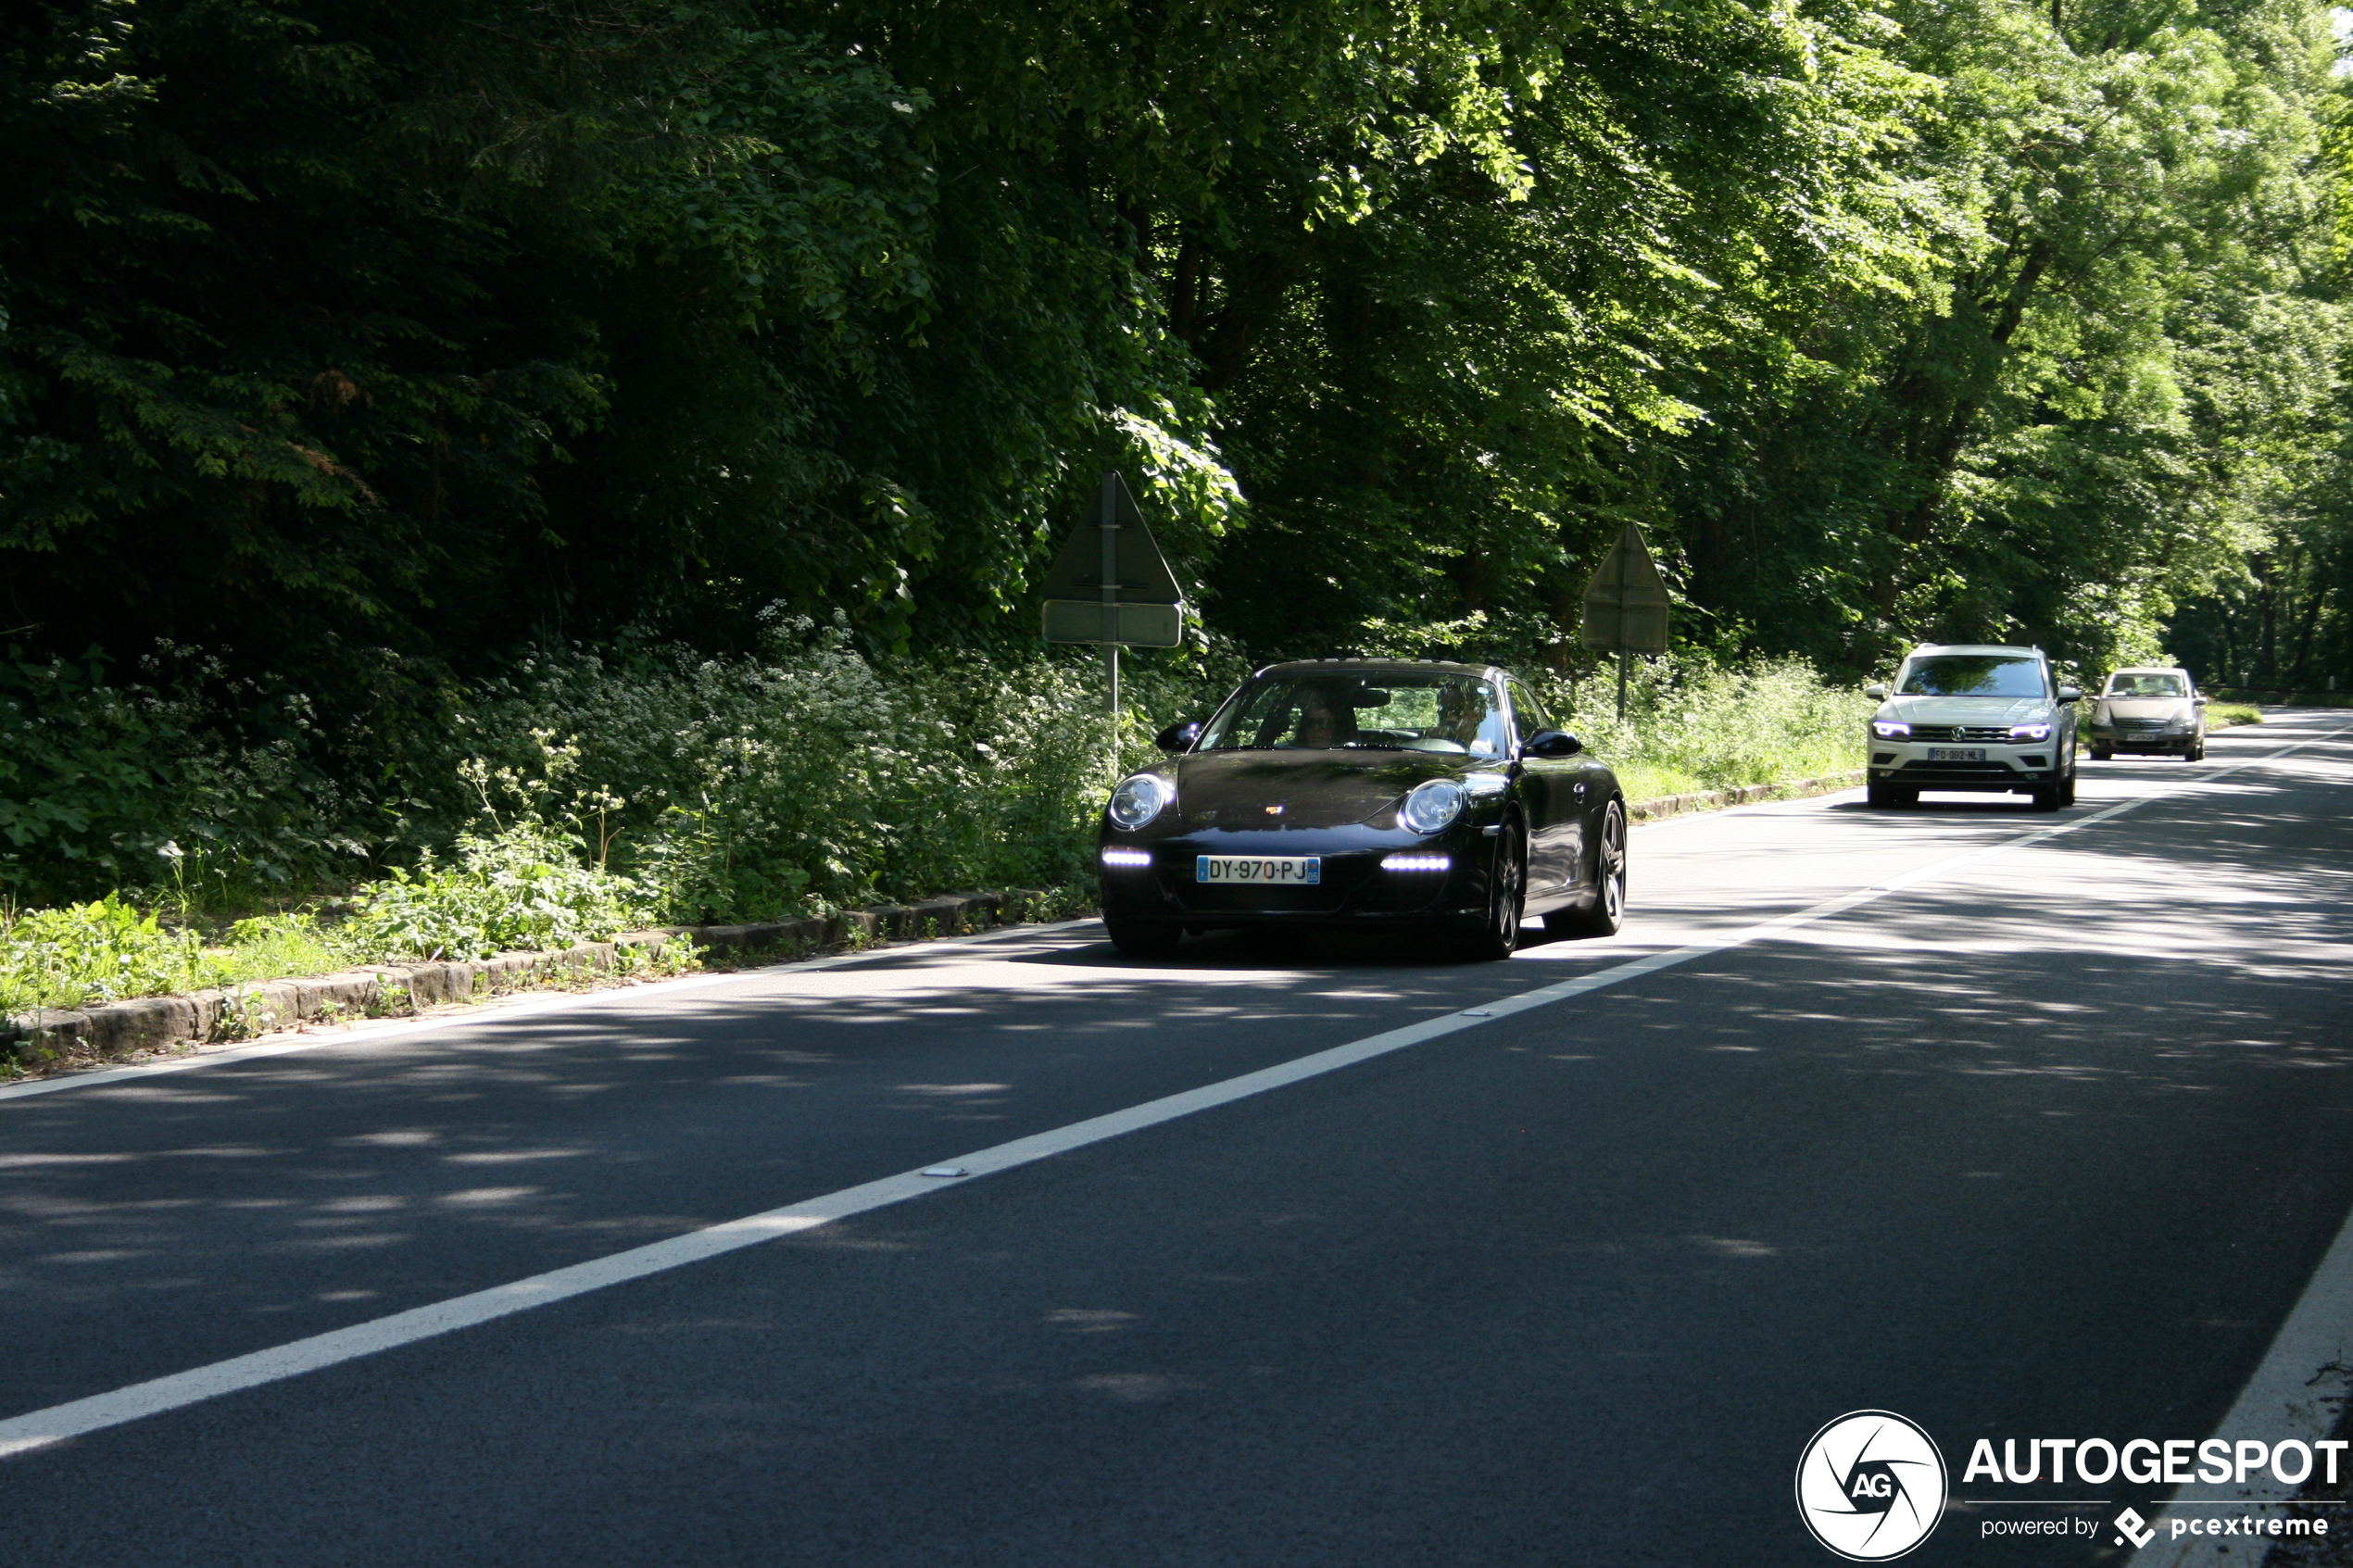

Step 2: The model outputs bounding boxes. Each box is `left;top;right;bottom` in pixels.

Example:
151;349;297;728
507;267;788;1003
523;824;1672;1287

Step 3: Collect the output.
1466;826;1526;960
1546;800;1626;939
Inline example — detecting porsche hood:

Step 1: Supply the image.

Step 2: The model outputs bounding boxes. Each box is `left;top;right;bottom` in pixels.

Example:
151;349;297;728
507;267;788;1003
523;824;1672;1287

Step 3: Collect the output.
1160;749;1483;831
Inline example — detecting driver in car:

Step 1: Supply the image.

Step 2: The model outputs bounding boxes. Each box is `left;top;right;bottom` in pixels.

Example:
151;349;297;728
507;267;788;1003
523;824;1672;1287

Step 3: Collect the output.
1287;693;1351;748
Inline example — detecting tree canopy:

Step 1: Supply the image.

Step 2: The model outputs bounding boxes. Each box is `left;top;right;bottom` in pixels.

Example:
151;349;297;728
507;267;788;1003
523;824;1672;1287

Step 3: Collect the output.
5;0;2349;694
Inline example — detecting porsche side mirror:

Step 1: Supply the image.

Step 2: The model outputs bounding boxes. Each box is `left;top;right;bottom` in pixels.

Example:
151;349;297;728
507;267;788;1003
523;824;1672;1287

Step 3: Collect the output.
1864;684;1889;699
1154;720;1203;754
2057;685;2082;702
1522;729;1582;759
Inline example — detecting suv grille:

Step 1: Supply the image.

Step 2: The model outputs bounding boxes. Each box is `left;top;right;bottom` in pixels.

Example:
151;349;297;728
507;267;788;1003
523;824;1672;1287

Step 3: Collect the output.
1906;724;2015;744
2113;718;2169;732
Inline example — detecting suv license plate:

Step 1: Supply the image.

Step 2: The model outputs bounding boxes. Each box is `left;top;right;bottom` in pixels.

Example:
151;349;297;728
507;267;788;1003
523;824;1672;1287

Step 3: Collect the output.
1197;855;1322;885
1926;747;1985;762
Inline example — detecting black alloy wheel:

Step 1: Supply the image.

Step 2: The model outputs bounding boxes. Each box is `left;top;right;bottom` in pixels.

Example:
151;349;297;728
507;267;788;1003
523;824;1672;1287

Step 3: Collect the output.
2060;757;2078;806
1546;800;1627;939
1105;917;1181;957
1467;824;1526;960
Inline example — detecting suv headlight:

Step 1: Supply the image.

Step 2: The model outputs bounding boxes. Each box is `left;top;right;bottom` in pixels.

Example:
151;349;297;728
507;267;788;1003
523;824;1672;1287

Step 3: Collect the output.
1872;720;1910;739
2009;722;2051;742
1107;774;1173;829
1400;779;1466;834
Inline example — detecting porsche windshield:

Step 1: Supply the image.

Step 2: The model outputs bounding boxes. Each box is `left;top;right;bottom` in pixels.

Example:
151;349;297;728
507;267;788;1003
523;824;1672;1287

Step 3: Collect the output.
1199;673;1508;757
1896;656;2047;697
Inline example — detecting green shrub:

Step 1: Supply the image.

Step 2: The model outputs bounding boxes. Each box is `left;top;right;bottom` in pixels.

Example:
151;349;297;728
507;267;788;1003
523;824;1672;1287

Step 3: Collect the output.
0;895;212;1014
433;616;1225;922
342;823;661;962
0;647;367;909
1537;655;1869;800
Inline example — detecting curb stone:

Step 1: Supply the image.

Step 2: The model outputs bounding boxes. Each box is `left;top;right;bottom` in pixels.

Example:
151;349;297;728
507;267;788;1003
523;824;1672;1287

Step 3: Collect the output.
1625;770;1866;822
5;771;1879;1075
1;887;1060;1074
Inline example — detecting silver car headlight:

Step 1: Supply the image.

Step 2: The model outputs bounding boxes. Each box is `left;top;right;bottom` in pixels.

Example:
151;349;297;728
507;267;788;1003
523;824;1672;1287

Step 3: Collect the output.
1400;779;1466;834
1106;774;1173;830
2009;721;2052;742
1872;720;1910;739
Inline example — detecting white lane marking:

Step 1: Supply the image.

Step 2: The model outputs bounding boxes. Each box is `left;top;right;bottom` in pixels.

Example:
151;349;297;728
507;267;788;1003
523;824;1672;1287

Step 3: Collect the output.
0;921;1100;1104
4;719;2346;1460
2131;1205;2353;1566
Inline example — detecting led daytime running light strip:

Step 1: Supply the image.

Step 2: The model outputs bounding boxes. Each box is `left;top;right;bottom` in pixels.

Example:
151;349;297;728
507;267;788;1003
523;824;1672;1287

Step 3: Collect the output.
1381;853;1452;872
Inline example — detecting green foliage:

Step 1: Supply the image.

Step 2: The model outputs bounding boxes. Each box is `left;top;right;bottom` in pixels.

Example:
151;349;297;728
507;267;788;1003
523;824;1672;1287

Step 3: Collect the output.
342;823;660;962
0;640;1878;1017
1656;0;2349;682
0;895;209;1013
1539;657;1872;802
4;0;2349;935
0;646;364;906
430;616;1231;922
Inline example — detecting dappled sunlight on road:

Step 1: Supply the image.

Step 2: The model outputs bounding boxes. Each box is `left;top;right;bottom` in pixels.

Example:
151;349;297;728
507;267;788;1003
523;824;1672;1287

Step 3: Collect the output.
0;710;2343;1421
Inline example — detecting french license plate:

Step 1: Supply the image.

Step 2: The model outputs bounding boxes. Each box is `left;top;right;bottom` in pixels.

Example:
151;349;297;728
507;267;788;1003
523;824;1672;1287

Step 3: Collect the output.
1196;855;1322;885
1926;747;1985;762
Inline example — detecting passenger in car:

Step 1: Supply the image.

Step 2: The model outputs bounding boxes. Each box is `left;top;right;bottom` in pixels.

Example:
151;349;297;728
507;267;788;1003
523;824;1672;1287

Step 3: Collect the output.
1434;683;1504;757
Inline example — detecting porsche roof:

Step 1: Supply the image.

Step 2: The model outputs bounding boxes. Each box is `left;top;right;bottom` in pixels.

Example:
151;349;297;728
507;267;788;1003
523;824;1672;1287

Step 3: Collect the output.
1253;658;1501;679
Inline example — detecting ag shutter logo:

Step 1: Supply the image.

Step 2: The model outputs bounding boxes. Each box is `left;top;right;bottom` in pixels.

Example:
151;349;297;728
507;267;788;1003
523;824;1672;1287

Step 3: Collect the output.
1796;1410;1949;1561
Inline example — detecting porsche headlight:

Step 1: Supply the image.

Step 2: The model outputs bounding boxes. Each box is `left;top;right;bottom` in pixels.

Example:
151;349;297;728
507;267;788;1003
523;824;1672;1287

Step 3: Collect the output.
1872;720;1910;740
1106;774;1173;830
1400;779;1466;834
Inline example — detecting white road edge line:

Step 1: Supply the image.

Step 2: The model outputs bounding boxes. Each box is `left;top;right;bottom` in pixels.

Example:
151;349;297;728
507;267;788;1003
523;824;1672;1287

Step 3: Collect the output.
0;919;1101;1105
2131;1218;2353;1566
1;720;2345;1462
2121;721;2353;1566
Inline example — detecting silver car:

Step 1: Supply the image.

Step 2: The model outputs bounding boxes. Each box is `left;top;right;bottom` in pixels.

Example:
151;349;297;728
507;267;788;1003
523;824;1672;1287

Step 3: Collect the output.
2085;667;2206;760
1863;644;2082;811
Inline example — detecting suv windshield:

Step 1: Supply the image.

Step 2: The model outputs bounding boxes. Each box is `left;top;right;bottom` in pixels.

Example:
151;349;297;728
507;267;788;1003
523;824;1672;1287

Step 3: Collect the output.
1897;655;2047;697
1199;672;1508;757
2105;673;2187;697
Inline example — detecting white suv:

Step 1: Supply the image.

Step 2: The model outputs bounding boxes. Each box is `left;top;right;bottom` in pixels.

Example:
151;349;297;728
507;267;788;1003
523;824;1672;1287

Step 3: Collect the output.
1863;644;2082;811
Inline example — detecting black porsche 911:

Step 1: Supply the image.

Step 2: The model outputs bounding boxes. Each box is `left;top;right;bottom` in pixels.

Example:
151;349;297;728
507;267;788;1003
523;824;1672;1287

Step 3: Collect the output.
1096;660;1628;960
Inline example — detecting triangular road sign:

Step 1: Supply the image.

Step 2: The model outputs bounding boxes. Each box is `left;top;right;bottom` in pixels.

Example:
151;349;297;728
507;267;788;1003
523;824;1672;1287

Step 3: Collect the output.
1041;471;1185;646
1579;522;1671;654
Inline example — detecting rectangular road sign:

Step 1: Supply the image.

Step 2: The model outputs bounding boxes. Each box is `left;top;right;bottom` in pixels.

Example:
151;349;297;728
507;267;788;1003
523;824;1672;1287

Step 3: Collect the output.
1040;600;1183;646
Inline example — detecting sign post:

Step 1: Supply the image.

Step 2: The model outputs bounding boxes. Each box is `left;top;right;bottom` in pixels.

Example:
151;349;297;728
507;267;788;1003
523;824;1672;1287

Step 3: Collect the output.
1041;471;1186;771
1578;523;1671;721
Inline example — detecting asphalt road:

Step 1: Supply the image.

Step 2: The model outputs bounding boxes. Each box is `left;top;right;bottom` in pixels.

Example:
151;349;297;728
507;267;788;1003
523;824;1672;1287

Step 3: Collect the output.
2;711;2349;1568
